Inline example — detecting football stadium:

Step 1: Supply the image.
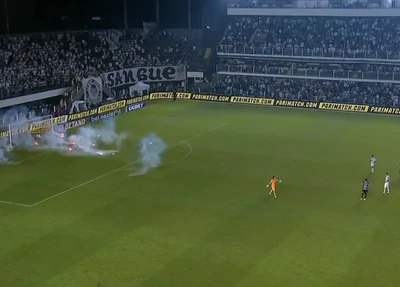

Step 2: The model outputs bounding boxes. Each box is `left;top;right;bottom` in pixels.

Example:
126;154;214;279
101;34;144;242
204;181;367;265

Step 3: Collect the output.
1;0;400;286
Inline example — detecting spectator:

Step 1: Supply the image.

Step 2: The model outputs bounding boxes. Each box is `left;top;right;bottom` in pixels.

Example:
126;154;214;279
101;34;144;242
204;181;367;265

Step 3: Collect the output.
210;75;400;107
0;30;205;99
231;0;380;8
219;16;400;56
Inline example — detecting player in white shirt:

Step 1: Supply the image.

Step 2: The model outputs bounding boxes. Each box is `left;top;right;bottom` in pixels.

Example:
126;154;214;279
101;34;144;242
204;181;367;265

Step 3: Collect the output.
383;173;390;194
370;155;376;173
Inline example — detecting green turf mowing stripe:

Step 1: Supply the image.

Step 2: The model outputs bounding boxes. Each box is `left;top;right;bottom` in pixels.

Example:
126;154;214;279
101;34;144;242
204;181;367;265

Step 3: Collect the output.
0;101;399;287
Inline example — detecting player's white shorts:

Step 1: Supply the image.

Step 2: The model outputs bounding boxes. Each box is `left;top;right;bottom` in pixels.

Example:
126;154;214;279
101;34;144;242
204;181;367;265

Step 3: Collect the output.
370;164;375;168
384;182;390;190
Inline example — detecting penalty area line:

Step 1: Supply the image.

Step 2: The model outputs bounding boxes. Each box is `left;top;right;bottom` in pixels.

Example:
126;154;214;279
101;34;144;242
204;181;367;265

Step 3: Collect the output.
122;122;227;171
29;163;132;207
164;141;193;166
27;122;229;208
178;122;228;144
0;200;31;208
19;151;48;163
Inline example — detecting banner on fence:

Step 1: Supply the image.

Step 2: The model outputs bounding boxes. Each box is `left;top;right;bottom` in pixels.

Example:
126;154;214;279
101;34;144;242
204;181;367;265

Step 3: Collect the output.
368;106;400;115
52;116;68;125
127;95;150;104
68;108;98;121
104;66;186;88
82;77;103;106
97;100;126;114
7;91;400;139
191;94;230;102
231;96;274;105
150;92;174;100
64;119;87;130
126;102;145;113
89;109;123;123
176;92;191;99
275;100;318;109
319;102;369;112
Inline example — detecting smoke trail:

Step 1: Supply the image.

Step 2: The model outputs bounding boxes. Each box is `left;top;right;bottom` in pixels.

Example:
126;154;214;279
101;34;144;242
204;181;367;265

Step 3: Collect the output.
0;106;31;163
130;133;167;176
0;107;126;159
11;133;36;150
62;119;124;156
1;106;38;150
40;130;67;150
0;148;9;163
78;119;127;149
0;139;18;164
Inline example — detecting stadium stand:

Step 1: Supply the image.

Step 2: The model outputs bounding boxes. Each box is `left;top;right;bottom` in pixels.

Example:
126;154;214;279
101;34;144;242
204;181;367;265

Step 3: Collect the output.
212;3;400;107
0;29;201;126
216;59;400;81
0;30;204;100
3;3;400;125
218;16;400;58
212;75;400;107
229;0;384;8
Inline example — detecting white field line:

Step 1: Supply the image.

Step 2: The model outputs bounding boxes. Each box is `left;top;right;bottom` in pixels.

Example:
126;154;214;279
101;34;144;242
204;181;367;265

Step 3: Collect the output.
164;141;193;166
28;164;132;207
0;152;49;207
19;151;48;163
25;122;228;208
121;123;226;172
122;141;193;172
177;122;227;144
0;200;31;207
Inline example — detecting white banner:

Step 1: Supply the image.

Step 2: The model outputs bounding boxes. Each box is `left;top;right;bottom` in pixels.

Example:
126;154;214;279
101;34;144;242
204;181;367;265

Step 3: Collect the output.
106;30;122;50
82;77;103;106
104;65;186;88
143;22;156;38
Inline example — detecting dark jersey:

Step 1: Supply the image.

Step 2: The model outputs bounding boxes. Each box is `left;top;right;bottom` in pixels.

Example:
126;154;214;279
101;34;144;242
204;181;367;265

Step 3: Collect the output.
362;181;369;191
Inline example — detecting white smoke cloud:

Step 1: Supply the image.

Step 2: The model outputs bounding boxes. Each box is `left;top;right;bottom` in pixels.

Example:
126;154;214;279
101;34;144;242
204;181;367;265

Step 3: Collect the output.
0;106;33;164
130;132;167;176
52;119;124;156
0;113;126;163
0;148;9;163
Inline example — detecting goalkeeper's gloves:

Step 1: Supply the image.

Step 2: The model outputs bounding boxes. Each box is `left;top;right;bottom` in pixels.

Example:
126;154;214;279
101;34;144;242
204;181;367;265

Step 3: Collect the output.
266;185;269;188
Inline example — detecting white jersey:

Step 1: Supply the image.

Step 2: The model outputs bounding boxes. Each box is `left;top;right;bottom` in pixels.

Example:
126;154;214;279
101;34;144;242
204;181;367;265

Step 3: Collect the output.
370;157;376;167
384;175;390;193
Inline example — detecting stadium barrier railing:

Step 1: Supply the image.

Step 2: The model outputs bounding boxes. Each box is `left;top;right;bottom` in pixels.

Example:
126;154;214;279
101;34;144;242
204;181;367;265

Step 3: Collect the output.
1;92;399;138
217;45;400;62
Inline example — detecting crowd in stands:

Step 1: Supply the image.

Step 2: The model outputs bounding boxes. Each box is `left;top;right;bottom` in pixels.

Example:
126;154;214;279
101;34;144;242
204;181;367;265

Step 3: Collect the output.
211;13;400;108
219;16;400;54
211;75;400;107
4;10;400;128
0;97;68;129
0;30;204;100
229;0;385;8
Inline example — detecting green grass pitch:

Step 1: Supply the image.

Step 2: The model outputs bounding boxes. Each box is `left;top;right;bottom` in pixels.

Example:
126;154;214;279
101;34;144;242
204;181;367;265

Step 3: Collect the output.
0;100;399;287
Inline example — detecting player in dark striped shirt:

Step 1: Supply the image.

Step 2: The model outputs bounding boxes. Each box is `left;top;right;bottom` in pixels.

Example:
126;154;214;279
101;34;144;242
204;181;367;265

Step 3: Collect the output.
361;179;369;201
